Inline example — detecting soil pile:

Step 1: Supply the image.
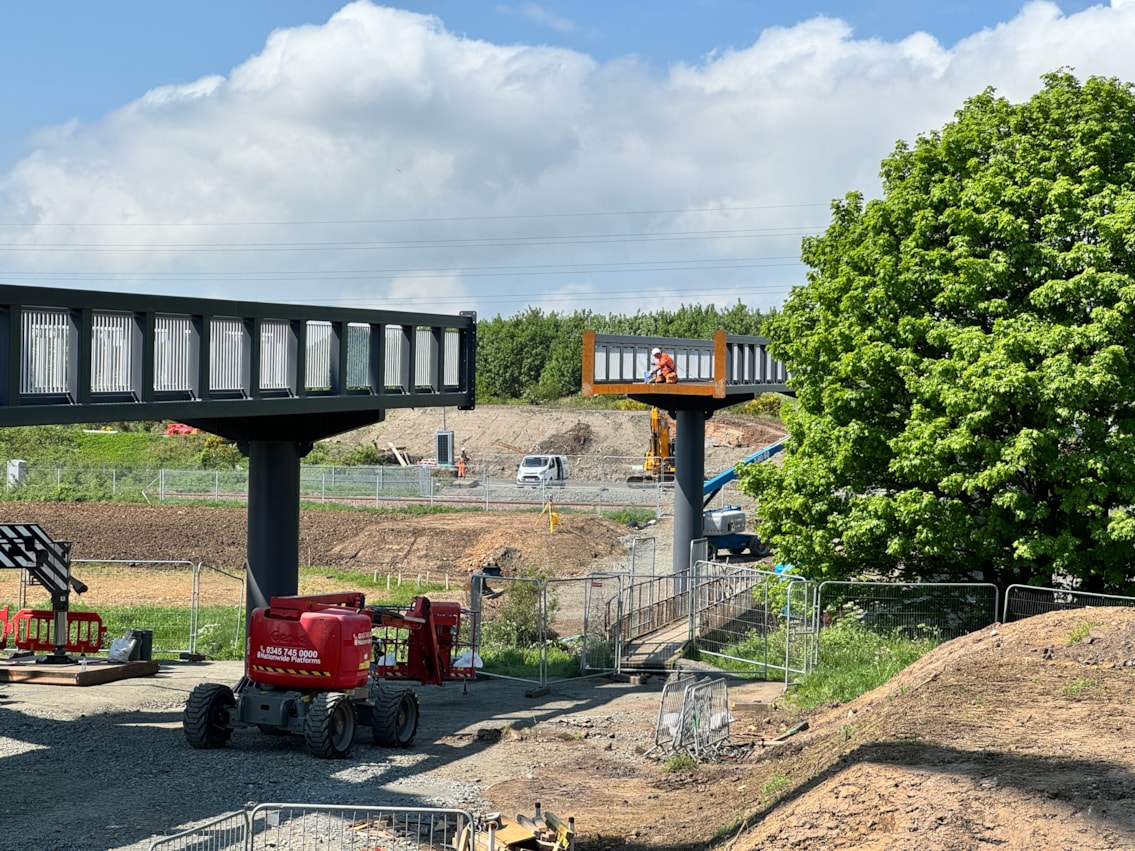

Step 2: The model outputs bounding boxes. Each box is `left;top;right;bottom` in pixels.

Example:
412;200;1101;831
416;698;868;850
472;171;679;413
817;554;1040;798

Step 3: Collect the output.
2;503;636;580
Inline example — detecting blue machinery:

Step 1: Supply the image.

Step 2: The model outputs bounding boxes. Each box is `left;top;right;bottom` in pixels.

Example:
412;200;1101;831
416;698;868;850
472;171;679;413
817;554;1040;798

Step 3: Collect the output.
702;439;786;507
0;285;476;613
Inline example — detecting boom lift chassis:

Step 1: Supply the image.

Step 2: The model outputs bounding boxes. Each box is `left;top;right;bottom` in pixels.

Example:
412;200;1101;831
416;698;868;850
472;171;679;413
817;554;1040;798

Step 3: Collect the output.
184;593;477;759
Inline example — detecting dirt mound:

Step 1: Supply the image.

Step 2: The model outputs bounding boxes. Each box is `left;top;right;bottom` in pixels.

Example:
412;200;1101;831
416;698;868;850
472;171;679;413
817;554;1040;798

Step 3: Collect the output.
535;420;595;455
4;503;636;581
338;406;787;481
723;608;1135;850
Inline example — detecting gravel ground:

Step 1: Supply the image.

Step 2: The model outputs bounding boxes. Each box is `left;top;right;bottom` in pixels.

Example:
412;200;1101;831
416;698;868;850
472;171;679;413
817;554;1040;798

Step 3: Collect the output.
0;660;671;851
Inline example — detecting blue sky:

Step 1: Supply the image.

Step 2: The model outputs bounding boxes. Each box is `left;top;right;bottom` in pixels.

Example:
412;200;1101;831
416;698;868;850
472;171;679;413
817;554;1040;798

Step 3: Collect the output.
0;1;1129;318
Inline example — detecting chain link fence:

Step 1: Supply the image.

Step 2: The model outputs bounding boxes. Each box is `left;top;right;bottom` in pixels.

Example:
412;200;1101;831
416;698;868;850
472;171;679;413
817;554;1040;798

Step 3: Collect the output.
1;455;760;514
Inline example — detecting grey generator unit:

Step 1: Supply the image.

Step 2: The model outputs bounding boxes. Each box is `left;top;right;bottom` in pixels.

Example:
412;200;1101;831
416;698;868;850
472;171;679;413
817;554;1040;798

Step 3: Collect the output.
435;430;455;467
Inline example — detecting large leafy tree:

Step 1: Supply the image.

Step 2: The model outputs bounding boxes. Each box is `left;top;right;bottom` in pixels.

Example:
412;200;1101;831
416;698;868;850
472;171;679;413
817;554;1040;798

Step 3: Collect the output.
740;72;1135;594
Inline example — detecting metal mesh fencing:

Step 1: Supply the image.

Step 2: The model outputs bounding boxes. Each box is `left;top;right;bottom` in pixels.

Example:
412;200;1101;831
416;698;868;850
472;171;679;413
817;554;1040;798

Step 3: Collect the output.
691;564;815;684
470;575;545;685
681;677;732;759
248;804;472;851
650;671;698;754
817;581;999;640
148;810;249;850
1;456;679;512
1002;584;1135;623
148;804;474;851
5;559;208;659
543;574;624;679
648;675;732;760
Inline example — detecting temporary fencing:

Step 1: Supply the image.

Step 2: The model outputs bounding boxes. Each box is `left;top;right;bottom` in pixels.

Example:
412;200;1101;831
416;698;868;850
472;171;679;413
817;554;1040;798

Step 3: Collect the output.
691;564;815;685
147;803;475;851
1002;584;1135;623
7;456;689;513
647;674;733;761
817;581;1000;640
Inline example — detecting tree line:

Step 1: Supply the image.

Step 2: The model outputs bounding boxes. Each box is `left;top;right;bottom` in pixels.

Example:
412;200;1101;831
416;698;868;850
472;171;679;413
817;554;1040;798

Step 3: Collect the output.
476;302;773;402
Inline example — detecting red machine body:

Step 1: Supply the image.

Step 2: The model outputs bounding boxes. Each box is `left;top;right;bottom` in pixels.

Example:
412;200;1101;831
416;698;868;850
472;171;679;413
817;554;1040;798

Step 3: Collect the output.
246;593;373;691
372;596;477;684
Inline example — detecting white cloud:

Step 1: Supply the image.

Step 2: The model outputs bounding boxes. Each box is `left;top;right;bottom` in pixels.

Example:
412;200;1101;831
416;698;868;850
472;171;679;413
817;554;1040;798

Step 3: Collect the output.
518;3;576;34
4;0;1135;318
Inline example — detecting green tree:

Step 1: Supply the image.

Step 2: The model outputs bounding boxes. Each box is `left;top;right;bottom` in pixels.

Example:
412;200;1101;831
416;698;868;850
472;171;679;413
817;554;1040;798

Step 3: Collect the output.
740;72;1135;595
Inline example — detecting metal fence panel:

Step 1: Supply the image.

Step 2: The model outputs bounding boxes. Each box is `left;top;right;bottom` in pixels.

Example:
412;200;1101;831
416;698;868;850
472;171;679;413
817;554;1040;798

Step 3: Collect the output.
259;319;290;392
149;805;473;851
546;574;623;679
148;810;249;850
691;564;815;684
305;321;333;390
1003;584;1135;623
470;575;545;685
251;803;473;851
818;581;999;639
682;677;732;759
650;671;697;753
21;307;69;394
209;317;245;392
155;314;194;393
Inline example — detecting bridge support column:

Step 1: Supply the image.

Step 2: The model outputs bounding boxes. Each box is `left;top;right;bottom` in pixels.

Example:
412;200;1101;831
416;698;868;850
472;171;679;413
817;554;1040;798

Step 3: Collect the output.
672;409;706;584
246;440;307;615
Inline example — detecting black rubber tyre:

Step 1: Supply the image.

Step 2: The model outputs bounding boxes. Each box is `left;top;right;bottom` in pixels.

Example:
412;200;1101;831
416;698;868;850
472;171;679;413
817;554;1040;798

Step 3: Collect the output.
707;543;719;562
751;538;772;558
183;683;236;749
372;687;420;748
304;692;356;759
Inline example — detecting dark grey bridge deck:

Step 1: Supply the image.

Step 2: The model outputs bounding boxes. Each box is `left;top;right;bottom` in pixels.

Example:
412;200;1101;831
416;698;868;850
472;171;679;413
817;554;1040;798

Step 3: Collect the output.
0;284;476;614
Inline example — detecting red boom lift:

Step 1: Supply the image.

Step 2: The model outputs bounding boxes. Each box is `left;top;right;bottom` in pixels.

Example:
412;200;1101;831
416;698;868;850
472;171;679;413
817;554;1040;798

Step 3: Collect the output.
183;592;478;759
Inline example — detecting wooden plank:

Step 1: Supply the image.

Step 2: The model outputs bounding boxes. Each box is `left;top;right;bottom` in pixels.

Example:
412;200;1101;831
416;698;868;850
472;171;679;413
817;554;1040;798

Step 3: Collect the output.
0;658;160;686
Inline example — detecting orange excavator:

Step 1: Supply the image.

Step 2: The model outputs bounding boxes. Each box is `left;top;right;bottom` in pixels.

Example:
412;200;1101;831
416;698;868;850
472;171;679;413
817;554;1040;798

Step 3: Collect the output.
627;407;676;485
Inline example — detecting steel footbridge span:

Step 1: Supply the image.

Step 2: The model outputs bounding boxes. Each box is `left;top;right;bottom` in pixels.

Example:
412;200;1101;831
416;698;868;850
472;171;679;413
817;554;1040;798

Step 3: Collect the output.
0;284;476;612
583;329;790;578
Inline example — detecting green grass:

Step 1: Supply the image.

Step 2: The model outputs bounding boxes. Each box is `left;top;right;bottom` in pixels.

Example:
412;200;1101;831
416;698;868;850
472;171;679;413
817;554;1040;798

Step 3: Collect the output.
1061;676;1105;698
602;507;657;526
663;753;697;772
480;643;579;679
786;619;941;711
1066;620;1095;644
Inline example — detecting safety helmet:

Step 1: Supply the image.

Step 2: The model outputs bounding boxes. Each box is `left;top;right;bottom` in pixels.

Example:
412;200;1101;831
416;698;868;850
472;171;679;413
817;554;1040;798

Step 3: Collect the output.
651;347;661;357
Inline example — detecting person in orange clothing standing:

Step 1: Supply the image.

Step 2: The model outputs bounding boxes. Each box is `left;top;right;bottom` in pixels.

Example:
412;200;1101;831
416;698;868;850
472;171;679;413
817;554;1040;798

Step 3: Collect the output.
648;347;678;383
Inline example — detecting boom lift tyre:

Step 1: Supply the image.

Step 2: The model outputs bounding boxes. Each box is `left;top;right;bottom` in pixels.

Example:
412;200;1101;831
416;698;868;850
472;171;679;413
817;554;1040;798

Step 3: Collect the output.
304;692;356;759
372;687;420;748
183;683;236;749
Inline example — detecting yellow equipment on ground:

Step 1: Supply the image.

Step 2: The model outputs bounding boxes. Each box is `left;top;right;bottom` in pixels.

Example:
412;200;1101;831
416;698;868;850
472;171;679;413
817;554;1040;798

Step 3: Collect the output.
628;407;676;485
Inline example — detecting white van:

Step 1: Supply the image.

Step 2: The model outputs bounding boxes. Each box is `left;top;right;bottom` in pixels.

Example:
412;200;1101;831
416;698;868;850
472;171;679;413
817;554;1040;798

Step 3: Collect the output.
516;454;570;486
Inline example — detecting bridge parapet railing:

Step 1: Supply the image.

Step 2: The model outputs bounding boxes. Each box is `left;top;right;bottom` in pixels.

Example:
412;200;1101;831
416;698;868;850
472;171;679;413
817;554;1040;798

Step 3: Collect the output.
0;285;476;425
582;329;789;398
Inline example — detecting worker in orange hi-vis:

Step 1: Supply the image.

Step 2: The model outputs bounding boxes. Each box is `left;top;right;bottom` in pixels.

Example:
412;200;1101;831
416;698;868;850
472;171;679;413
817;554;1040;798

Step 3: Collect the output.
648;348;678;383
457;447;469;478
541;498;560;533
